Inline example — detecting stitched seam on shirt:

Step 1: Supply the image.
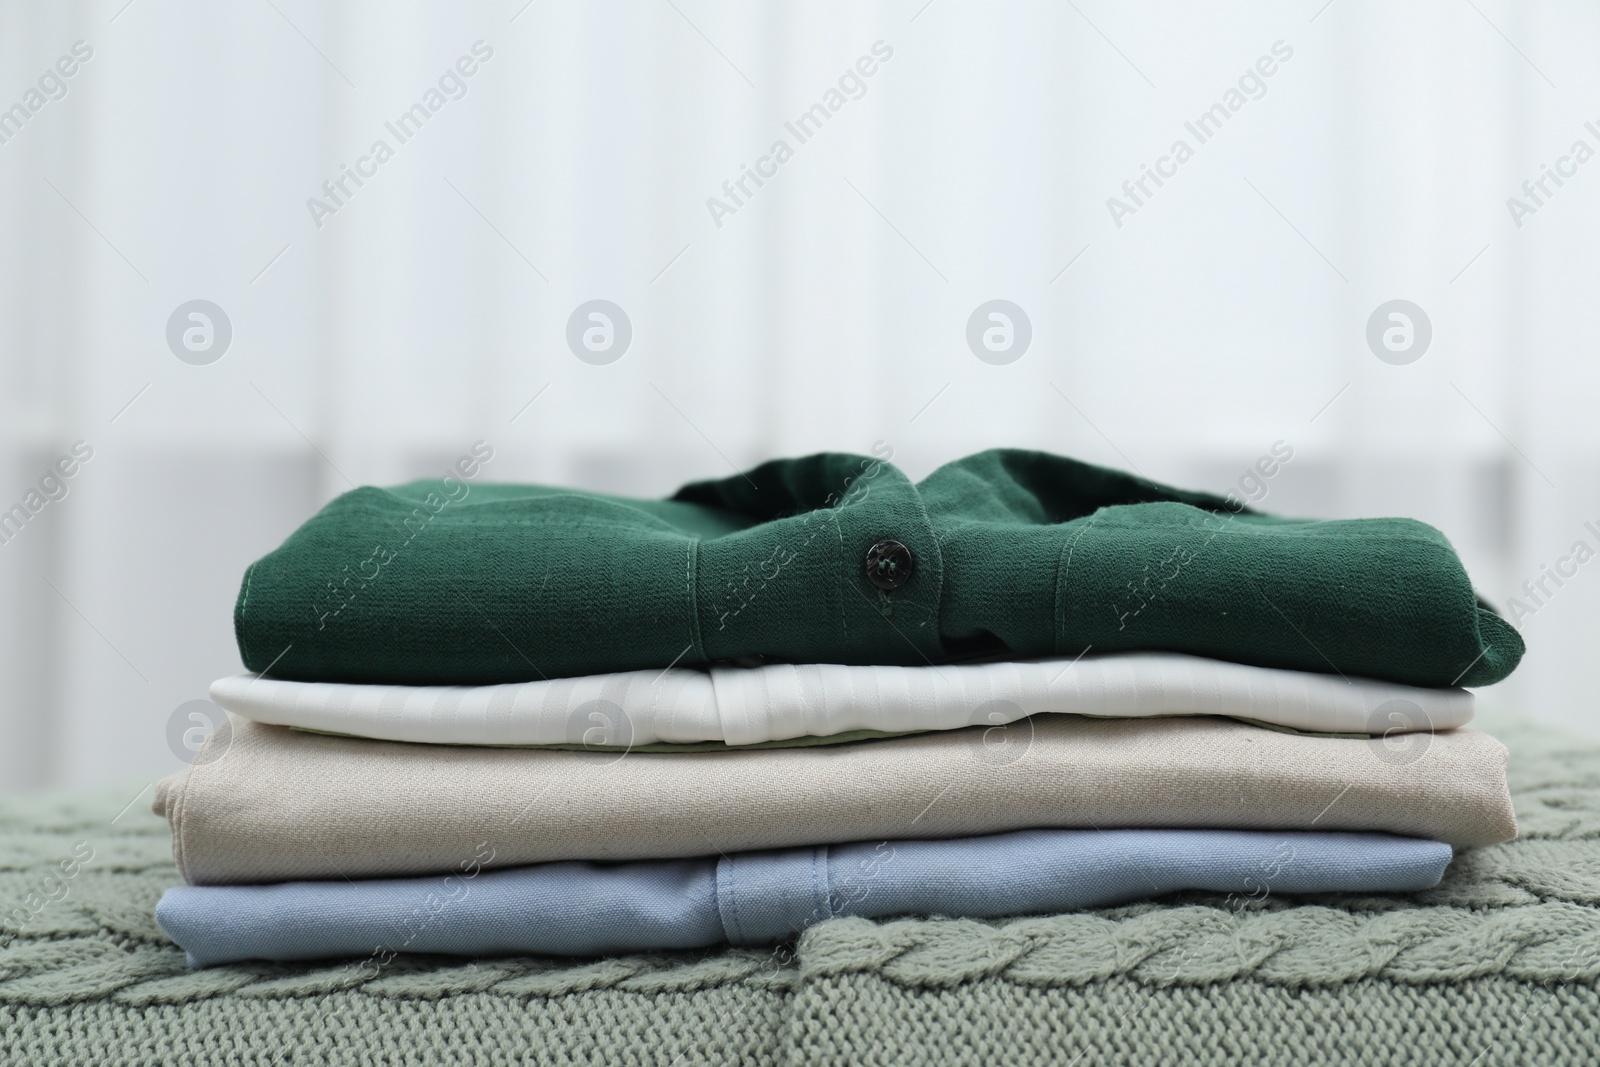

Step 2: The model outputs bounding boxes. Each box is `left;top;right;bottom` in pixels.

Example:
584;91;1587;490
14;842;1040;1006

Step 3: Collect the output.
324;493;697;529
407;520;674;533
312;510;692;534
813;846;829;925
686;539;706;664
711;856;736;944
724;857;745;945
236;563;256;667
170;768;191;884
901;476;946;651
833;512;847;640
1055;513;1099;655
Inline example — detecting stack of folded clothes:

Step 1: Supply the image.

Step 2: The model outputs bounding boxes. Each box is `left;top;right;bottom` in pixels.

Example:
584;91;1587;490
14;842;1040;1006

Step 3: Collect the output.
153;449;1524;968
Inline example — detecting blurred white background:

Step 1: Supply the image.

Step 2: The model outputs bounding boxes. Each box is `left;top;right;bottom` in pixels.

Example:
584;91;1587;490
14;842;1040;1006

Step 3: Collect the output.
0;0;1595;791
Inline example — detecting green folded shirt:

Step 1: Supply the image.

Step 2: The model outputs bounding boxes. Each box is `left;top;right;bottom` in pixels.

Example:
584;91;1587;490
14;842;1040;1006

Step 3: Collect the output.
234;448;1522;687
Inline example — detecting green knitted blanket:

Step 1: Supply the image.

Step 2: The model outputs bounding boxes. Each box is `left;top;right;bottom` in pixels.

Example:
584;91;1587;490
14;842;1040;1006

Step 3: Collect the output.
3;713;1597;1066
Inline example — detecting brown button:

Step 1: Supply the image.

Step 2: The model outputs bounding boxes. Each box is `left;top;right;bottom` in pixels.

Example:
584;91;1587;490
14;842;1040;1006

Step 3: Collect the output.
865;540;914;591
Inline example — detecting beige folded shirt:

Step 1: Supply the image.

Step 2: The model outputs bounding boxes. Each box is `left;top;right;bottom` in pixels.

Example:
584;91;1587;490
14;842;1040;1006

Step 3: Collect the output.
155;715;1516;885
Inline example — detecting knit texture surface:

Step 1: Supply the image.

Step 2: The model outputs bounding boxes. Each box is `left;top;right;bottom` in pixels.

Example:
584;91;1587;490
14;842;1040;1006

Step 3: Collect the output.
2;713;1596;1065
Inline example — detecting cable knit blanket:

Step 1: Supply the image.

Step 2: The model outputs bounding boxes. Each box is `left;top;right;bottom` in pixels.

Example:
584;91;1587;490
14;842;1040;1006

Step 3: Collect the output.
3;714;1599;1066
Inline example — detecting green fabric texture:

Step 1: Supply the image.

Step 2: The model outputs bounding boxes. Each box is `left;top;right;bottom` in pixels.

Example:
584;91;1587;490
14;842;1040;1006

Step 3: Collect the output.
2;713;1598;1065
234;449;1521;687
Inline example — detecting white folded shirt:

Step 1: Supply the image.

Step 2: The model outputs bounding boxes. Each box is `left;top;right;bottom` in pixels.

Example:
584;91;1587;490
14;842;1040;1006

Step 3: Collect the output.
208;651;1472;748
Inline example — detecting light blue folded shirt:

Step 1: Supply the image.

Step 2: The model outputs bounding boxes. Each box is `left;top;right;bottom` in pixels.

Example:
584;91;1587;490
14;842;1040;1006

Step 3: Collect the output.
157;829;1452;967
